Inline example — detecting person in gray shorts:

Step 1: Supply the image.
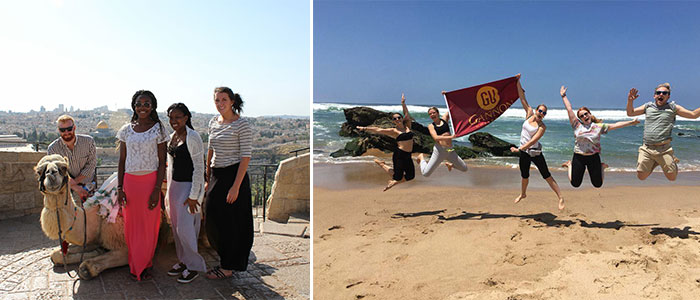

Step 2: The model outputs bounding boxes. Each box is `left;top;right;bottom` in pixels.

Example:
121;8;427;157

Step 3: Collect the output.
626;83;700;181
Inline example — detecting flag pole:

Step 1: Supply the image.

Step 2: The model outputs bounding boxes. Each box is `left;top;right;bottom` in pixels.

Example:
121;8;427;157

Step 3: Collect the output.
443;92;456;136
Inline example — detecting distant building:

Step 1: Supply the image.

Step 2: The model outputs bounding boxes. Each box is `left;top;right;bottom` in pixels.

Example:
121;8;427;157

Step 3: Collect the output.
92;120;114;138
0;135;34;152
54;104;65;113
40;106;46;112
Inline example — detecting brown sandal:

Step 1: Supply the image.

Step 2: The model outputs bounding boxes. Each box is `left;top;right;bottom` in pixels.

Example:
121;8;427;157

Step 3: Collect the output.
206;266;233;279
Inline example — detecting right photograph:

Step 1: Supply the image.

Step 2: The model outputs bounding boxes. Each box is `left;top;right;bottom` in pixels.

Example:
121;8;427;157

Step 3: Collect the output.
313;1;700;299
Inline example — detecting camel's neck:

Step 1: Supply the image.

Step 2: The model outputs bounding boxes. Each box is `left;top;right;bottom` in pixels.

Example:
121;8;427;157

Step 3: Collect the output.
41;185;86;245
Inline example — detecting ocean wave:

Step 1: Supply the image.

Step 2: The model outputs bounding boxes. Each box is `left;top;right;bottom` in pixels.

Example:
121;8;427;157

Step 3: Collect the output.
316;102;700;122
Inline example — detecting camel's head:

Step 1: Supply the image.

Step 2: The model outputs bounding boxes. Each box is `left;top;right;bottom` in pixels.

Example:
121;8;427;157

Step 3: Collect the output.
34;154;69;194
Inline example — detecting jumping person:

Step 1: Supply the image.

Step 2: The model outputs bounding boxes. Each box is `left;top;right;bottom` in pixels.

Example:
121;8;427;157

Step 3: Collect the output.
627;83;700;181
357;93;415;191
509;76;564;210
416;97;467;176
560;86;639;188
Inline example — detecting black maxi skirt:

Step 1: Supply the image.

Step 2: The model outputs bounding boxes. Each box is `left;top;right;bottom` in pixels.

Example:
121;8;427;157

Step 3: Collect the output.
205;163;253;271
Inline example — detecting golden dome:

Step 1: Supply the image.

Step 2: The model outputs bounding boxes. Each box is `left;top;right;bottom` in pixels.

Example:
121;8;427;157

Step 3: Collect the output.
96;121;109;129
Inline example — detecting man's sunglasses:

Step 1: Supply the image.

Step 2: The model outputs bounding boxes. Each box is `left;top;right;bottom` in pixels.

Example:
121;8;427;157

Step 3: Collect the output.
58;126;74;132
135;102;152;108
537;109;547;115
655;91;670;96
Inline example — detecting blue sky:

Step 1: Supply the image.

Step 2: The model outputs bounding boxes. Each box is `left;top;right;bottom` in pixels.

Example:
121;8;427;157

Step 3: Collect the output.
0;0;310;116
314;1;700;110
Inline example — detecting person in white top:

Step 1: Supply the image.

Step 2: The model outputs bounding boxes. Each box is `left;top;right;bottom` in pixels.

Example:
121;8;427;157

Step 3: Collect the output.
560;86;639;188
163;103;206;284
509;75;564;210
116;90;169;281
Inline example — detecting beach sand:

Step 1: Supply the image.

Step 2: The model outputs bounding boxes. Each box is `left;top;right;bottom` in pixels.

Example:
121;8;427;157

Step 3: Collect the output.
313;162;700;299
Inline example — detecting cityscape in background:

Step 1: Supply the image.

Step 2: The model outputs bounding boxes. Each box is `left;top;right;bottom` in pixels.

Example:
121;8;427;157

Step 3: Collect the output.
0;105;309;166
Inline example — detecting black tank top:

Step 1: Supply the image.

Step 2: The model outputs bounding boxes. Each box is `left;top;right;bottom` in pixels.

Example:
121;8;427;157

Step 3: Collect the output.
171;143;194;182
433;120;450;135
396;131;414;141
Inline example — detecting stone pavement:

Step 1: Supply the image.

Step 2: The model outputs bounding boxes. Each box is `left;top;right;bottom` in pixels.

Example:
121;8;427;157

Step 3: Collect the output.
0;214;309;299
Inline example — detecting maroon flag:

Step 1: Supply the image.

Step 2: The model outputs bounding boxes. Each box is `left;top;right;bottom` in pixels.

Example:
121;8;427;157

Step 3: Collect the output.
444;76;520;137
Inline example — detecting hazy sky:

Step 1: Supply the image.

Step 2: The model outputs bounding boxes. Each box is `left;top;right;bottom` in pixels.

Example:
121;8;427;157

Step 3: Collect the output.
314;1;700;109
0;0;310;116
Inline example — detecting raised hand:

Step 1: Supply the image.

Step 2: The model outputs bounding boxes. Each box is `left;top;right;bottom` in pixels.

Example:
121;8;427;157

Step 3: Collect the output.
560;86;567;97
401;93;406;103
628;88;639;102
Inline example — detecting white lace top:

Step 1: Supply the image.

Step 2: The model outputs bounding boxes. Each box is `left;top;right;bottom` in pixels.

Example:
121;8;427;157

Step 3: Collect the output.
116;122;170;173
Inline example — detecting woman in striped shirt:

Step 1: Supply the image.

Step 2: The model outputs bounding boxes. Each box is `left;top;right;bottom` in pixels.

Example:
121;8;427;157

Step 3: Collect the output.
204;87;254;279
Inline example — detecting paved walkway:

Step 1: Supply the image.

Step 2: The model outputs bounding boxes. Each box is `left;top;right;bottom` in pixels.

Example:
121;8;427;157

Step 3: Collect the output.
0;214;309;299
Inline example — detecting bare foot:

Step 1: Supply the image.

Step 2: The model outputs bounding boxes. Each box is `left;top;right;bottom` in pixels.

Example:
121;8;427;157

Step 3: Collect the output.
601;163;609;169
383;180;399;192
514;194;526;204
416;153;424;165
558;198;565;210
561;160;571;168
445;162;453;172
374;159;385;167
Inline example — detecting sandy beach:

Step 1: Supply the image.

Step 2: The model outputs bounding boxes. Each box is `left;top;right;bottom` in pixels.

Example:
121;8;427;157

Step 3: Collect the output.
313;161;700;299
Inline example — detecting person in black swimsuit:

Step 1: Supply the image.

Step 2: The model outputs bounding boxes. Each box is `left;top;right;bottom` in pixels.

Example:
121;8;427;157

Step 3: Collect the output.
356;93;415;191
416;103;468;176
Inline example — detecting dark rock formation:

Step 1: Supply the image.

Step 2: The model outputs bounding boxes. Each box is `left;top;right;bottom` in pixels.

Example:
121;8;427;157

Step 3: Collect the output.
331;106;517;158
468;132;518;157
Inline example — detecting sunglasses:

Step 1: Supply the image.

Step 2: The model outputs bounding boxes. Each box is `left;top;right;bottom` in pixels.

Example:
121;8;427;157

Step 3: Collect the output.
537;109;547;115
578;111;590;118
392;116;402;121
58;126;74;132
655;91;670;96
134;102;152;108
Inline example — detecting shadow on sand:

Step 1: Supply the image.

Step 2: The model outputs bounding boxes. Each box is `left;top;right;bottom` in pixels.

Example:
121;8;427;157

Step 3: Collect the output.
391;210;660;230
650;226;700;239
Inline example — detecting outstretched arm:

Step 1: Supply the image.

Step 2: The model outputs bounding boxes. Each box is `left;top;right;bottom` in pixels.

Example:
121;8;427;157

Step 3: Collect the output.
441;111;450;123
607;118;640;131
560;86;577;127
626;88;645;116
357;126;395;136
516;74;533;119
401;93;411;122
676;105;700;119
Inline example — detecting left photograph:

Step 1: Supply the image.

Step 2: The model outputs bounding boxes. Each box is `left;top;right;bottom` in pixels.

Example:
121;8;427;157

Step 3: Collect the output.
0;1;309;299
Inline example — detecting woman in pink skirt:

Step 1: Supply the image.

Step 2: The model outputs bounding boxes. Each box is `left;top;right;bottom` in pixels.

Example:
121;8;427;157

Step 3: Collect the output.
116;90;169;281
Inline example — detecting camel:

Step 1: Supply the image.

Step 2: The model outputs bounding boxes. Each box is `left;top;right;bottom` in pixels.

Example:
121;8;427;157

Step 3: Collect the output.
35;154;128;279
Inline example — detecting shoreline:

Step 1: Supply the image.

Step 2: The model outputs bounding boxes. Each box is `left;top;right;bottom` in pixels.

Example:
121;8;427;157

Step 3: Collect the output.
314;158;700;191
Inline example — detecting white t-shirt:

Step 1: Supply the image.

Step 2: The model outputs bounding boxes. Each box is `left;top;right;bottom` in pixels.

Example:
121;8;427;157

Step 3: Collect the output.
116;122;170;173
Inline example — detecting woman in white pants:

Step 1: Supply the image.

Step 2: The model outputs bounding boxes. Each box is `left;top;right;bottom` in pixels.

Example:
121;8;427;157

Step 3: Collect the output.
416;97;468;176
164;103;206;283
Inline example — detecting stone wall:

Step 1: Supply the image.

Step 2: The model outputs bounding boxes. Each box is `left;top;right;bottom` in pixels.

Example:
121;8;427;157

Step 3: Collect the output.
0;151;46;220
265;153;310;223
